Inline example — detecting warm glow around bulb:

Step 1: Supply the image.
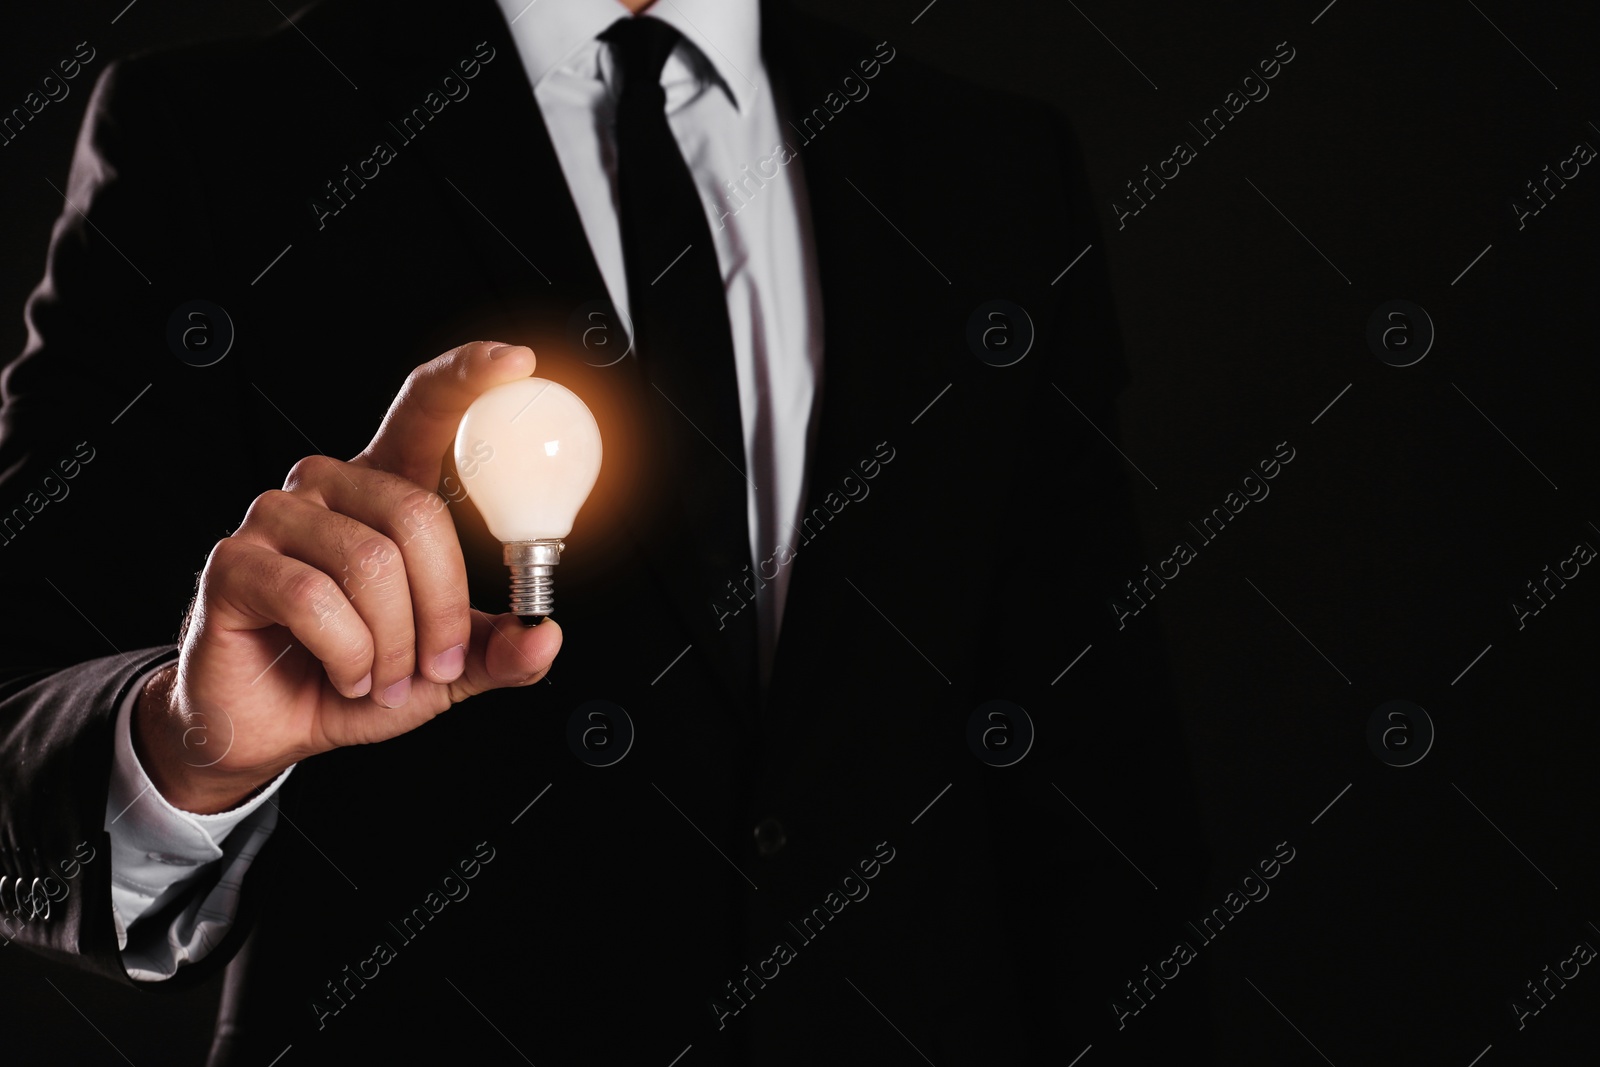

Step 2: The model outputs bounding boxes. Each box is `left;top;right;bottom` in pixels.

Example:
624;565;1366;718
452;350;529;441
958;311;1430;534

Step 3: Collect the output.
454;377;602;542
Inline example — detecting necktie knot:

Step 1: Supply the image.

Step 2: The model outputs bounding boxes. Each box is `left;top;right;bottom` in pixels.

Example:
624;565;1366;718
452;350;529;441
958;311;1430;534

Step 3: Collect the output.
600;16;682;95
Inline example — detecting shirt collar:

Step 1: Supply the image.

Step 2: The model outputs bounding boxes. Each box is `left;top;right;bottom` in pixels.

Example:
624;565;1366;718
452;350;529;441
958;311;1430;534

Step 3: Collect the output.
493;0;761;113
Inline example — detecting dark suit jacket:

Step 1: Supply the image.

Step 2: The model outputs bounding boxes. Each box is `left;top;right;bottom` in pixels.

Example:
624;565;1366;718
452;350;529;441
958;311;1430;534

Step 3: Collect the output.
0;0;1213;1062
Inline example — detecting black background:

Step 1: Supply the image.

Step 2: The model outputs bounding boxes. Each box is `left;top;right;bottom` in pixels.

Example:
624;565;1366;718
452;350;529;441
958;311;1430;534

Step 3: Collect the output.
3;0;1598;1063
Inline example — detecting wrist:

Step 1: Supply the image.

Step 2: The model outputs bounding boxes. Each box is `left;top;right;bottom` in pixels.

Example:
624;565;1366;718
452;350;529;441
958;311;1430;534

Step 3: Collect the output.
132;664;277;815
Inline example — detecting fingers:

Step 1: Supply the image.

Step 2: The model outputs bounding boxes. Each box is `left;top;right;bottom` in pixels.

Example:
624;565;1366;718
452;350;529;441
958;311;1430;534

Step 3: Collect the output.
234;486;419;707
277;458;473;687
354;340;537;489
202;538;376;699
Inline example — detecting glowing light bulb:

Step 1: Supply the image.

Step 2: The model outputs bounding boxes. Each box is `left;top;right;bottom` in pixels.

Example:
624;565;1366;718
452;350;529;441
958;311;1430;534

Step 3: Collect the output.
454;377;602;619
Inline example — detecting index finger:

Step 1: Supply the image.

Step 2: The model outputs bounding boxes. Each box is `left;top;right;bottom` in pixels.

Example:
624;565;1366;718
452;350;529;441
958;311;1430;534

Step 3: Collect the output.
353;340;537;488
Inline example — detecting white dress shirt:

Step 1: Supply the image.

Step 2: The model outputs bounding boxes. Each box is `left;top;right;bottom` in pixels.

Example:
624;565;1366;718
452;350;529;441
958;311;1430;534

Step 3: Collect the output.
107;0;821;979
105;689;292;979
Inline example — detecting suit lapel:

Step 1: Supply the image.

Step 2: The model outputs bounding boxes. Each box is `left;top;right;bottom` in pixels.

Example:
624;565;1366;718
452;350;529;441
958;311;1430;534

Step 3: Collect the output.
757;1;969;722
760;0;904;692
359;0;600;326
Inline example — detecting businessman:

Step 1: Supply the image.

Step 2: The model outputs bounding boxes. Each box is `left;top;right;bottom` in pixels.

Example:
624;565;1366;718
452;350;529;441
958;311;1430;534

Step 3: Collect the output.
0;0;1212;1062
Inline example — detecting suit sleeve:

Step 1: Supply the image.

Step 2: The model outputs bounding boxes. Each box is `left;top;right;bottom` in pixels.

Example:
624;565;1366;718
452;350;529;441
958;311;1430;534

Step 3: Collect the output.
105;667;294;980
0;57;269;988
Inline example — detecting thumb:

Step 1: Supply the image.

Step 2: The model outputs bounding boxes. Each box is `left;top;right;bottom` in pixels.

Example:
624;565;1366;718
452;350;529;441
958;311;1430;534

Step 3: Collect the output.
355;340;537;488
447;612;562;702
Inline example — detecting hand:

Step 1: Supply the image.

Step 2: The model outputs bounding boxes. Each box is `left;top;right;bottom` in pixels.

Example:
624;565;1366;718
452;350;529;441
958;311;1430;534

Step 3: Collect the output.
133;341;561;813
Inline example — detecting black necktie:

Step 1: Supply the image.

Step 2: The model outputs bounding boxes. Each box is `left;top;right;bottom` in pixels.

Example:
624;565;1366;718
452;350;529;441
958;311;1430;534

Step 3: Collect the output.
602;17;758;693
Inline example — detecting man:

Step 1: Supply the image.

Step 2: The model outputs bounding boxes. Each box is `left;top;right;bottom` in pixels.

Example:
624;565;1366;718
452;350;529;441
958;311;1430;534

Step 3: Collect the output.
0;0;1210;1062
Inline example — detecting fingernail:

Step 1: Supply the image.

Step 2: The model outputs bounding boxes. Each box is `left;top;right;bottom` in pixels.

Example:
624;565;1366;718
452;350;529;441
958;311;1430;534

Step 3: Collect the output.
487;343;518;359
352;672;372;698
432;643;466;681
381;677;411;708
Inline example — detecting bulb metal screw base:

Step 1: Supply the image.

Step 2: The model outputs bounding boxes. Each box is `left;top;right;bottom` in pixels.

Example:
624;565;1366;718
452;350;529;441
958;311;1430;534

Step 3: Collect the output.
504;539;563;618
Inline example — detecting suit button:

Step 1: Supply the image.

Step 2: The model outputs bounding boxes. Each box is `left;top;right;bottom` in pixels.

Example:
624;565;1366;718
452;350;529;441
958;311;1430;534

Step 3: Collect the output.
753;818;786;857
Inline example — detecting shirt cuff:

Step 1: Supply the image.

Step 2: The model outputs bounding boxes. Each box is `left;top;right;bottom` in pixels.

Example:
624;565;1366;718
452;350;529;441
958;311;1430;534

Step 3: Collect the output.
105;665;294;946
